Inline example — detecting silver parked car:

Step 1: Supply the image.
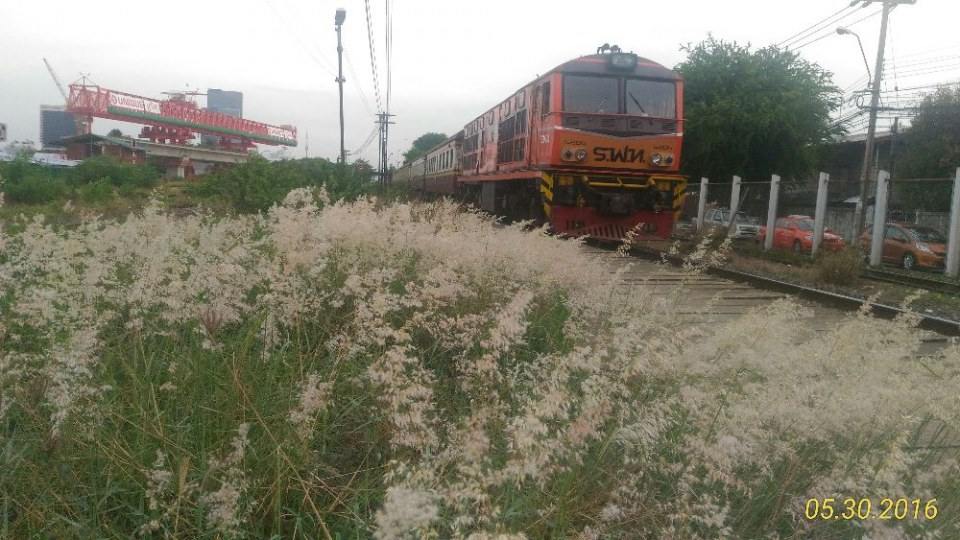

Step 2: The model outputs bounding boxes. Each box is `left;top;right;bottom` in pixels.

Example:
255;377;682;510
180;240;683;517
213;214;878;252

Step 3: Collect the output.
697;208;761;239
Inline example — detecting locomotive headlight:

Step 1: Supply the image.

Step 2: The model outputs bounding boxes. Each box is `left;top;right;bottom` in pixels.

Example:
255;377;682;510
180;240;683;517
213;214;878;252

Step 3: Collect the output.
650;153;673;167
561;147;587;162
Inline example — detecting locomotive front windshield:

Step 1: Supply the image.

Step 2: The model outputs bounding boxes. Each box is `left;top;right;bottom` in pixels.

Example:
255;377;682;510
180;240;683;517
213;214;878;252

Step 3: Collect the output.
564;76;620;114
562;75;676;119
625;79;676;119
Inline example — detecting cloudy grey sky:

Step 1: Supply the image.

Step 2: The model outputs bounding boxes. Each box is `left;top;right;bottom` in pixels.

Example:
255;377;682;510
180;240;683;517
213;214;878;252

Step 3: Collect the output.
2;0;959;164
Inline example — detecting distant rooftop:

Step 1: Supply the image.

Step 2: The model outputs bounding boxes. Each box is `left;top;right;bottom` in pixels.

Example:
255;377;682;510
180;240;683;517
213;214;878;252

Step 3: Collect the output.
834;130;895;144
0;150;79;167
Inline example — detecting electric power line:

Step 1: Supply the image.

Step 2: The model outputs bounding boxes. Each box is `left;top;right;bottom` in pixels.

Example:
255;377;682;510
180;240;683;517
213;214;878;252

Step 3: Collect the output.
261;0;337;78
885;53;960;71
385;0;393;113
344;50;375;116
363;0;383;112
792;8;882;51
777;3;857;48
352;126;379;156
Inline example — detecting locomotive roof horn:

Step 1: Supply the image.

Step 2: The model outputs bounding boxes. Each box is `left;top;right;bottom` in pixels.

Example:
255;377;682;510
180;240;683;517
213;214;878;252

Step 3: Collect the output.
597;43;622;55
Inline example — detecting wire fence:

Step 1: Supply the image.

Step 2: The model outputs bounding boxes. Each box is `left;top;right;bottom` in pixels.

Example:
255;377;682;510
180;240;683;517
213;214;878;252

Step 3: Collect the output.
684;172;960;277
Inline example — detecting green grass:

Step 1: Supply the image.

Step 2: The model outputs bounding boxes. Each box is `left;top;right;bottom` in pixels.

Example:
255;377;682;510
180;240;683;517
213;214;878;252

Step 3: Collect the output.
0;248;575;538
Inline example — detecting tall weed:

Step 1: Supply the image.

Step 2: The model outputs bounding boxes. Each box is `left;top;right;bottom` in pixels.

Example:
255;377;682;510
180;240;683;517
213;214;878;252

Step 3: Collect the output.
0;191;956;538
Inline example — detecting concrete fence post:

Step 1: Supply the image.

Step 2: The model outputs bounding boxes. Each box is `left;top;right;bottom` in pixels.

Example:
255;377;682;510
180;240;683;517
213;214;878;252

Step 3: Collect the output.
729;175;742;215
812;172;830;256
696;177;709;233
869;170;890;267
764;174;780;251
728;175;742;236
946;168;960;278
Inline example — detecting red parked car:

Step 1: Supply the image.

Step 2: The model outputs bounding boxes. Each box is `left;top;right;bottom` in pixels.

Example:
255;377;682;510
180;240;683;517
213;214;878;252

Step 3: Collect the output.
757;215;846;253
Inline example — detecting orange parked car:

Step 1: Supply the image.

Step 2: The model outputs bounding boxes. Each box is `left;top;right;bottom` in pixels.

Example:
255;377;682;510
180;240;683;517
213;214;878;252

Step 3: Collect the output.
859;222;947;270
757;215;845;253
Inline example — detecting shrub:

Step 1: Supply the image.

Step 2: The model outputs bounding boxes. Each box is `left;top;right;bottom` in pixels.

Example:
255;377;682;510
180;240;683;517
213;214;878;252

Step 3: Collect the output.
2;172;68;205
77;177;116;204
814;246;863;286
71;155;160;188
192;156;370;212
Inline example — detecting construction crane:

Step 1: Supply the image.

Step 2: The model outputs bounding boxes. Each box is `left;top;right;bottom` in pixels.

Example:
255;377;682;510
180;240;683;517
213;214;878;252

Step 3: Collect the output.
67;83;297;151
42;58;69;103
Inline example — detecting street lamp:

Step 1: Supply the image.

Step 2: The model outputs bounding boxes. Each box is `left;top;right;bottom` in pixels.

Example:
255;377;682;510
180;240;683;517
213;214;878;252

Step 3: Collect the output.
836;27;872;84
335;8;346;166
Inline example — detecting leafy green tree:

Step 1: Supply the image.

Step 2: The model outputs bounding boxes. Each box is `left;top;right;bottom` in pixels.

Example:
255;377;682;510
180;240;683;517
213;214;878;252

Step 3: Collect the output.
676;38;841;183
403;133;448;164
107;128;125;138
894;87;960;211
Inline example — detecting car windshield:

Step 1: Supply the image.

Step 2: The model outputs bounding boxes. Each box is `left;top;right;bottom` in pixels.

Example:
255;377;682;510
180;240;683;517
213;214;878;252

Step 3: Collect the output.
563;75;620;114
906;227;946;243
625;79;676;118
795;220;814;231
735;212;760;225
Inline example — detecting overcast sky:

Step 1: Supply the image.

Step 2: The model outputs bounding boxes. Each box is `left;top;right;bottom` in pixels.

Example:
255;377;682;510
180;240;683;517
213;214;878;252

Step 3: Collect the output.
2;0;959;164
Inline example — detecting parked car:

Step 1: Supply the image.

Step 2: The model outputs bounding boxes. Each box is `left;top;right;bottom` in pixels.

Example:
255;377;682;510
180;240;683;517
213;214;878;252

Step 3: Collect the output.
757;215;845;253
695;207;761;239
859;222;947;270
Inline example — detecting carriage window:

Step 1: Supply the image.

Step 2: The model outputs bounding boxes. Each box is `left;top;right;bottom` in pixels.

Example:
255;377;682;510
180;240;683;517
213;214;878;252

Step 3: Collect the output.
625;79;676;118
563;75;619;114
541;82;551;114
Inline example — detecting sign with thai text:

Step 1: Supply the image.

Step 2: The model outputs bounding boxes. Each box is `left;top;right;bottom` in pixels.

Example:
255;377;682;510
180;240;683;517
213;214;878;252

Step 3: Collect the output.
108;92;162;116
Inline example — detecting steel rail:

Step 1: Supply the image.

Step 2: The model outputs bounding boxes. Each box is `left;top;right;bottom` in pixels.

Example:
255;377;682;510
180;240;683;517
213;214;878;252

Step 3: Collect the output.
863;268;960;296
618;243;960;338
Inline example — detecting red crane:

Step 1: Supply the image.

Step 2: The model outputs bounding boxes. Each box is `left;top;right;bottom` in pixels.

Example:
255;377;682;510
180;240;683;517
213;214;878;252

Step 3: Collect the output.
67;82;297;151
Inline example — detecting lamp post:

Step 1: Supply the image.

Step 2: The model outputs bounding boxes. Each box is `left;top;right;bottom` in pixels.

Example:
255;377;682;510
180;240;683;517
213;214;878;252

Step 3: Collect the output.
836;27;872;83
335;8;346;166
843;0;915;242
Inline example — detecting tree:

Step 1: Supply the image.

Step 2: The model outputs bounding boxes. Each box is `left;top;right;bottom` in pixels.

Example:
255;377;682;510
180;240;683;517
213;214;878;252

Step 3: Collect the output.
676;38;841;183
894;87;960;211
403;132;448;164
352;158;374;180
107;128;125;138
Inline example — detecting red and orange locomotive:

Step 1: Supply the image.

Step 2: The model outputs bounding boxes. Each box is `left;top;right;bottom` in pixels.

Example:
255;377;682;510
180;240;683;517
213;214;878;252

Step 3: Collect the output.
393;45;687;241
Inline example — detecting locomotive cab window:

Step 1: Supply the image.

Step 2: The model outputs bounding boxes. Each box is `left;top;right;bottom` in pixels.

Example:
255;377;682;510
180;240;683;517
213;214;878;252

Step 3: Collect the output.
563;75;619;114
626;79;676;119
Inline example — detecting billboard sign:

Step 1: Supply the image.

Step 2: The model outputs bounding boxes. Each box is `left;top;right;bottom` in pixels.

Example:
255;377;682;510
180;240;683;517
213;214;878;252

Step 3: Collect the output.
108;92;162;116
267;125;296;143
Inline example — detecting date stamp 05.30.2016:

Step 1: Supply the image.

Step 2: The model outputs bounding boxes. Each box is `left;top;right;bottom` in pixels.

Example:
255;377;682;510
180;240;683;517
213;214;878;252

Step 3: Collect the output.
804;498;939;521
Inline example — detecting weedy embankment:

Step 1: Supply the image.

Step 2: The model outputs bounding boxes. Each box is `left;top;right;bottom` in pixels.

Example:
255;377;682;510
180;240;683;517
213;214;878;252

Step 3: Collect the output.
0;190;957;538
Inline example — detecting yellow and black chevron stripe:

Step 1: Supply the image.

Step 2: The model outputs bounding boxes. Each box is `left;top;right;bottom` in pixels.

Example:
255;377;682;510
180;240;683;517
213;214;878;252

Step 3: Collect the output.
652;176;688;221
540;172;554;217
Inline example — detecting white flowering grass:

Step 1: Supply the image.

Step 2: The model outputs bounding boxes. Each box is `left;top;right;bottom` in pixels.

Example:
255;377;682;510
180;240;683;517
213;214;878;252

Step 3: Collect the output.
0;189;957;538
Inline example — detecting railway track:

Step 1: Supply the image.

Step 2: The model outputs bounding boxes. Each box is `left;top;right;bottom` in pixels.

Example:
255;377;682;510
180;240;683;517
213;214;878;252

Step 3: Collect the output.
585;242;960;339
863;267;960;296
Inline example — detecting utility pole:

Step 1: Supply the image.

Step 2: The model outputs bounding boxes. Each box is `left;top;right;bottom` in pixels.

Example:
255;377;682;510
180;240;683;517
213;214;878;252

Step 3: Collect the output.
852;0;915;240
335;8;347;166
376;112;395;184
